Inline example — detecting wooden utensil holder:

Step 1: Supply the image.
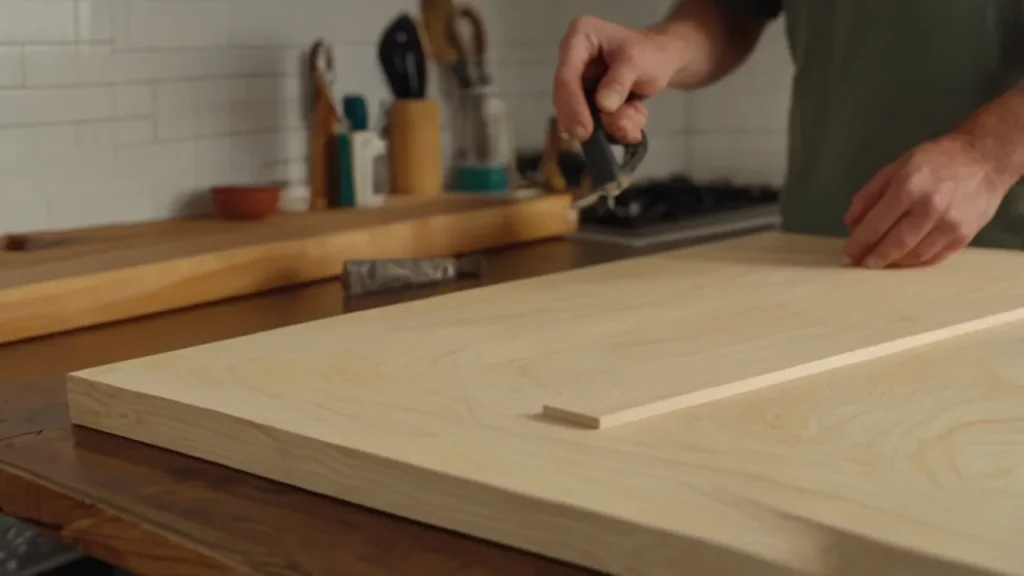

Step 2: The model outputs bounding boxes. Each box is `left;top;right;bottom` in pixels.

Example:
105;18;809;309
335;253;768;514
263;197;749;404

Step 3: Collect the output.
388;98;443;197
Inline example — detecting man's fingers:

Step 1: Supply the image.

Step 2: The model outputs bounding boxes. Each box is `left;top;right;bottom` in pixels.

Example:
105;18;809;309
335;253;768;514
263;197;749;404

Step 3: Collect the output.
893;227;951;267
553;17;601;140
845;162;896;229
859;207;936;269
601;101;648;143
843;180;913;265
924;242;962;266
595;48;641;112
922;220;973;265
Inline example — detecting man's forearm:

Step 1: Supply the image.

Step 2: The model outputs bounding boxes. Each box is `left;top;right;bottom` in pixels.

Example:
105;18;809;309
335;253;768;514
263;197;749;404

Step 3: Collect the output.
647;0;769;89
953;81;1024;187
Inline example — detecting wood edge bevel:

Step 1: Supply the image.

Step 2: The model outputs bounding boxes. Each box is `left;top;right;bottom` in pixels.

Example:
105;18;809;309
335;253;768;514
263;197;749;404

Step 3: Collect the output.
541;306;1024;430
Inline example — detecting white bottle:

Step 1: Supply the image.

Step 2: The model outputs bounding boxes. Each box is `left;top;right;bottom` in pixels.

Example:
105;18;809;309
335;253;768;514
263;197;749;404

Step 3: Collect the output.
348;130;388;208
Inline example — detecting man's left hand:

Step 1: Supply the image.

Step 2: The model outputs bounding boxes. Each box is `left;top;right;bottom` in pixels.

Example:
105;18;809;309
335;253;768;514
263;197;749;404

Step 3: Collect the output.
842;134;1013;268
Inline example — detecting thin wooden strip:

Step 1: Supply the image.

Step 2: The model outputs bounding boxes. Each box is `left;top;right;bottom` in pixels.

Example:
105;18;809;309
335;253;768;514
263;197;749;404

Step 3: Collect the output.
541;306;1024;429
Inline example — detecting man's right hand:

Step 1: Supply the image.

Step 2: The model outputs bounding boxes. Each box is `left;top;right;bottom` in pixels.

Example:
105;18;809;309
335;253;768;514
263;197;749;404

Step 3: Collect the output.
553;16;688;145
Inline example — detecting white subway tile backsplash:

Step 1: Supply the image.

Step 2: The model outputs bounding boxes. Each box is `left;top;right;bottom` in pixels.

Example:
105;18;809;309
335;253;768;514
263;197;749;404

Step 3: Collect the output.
75;120;117;149
688;132;787;185
77;0;115;42
111;0;131;49
0;87;115;126
23;46;80;86
645;91;688;135
154;107;192;141
0;48;23;87
24;45;114;85
472;0;542;45
116;117;155;145
224;0;300;47
47;152;121;229
510;94;553;152
0;0;793;234
688;133;736;182
0;125;77;159
126;140;197;214
0;159;50;231
115;83;153;116
126;0;229;48
635;134;688;179
0;1;77;43
115;46;296;82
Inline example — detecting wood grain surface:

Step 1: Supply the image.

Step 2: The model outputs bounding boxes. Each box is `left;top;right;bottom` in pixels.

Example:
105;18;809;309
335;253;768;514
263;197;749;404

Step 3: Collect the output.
0;378;594;576
65;232;1024;575
0;193;575;345
2;239;651;576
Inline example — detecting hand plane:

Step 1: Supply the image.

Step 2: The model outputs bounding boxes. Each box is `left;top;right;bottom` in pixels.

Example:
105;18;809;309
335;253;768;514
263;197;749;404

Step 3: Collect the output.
570;79;649;210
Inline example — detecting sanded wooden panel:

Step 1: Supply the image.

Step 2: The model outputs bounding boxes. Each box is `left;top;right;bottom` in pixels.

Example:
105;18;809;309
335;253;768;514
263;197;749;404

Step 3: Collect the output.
0;193;575;345
538;234;1024;427
67;283;1024;574
59;232;1020;429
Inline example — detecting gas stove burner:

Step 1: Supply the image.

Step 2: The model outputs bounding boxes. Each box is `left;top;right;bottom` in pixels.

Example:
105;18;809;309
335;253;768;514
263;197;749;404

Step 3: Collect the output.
579;175;780;229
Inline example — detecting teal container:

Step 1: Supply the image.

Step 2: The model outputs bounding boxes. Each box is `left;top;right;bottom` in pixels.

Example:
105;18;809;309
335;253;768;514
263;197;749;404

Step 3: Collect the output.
343;94;368;131
453;164;508;194
332;132;356;207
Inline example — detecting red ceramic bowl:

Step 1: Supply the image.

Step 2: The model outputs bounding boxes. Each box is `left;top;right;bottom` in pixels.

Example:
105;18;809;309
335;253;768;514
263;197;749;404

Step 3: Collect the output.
210;185;282;221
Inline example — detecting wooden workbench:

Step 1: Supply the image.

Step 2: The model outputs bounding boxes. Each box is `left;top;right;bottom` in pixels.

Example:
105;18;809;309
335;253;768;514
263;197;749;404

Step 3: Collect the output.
0;238;653;576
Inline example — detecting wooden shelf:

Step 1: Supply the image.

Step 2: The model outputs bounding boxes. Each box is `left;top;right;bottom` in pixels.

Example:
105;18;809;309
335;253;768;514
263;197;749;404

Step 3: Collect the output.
0;193;576;345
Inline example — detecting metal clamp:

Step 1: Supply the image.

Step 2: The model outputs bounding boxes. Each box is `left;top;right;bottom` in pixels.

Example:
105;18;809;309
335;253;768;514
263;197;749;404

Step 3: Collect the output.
572;77;648;210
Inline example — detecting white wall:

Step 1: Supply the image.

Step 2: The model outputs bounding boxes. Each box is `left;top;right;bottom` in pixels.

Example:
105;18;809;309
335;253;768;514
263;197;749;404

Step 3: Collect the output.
0;0;794;234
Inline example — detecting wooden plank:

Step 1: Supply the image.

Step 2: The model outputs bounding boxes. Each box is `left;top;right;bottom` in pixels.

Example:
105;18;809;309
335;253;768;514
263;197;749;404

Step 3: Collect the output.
65;232;1024;574
542;306;1024;429
0;193;575;345
530;233;1024;428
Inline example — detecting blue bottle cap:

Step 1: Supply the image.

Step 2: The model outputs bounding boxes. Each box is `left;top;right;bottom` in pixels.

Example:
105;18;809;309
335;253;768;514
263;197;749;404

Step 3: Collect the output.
343;94;368;131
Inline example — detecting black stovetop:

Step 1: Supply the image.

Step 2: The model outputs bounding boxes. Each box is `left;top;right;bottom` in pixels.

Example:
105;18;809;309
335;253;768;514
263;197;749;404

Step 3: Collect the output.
580;175;780;229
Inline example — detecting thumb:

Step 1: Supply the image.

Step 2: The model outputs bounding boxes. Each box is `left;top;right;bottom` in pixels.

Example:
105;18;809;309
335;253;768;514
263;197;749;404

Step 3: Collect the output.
595;48;641;113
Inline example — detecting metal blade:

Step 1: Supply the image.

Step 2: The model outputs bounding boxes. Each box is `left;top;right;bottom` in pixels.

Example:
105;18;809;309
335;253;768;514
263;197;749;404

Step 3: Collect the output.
569;175;634;210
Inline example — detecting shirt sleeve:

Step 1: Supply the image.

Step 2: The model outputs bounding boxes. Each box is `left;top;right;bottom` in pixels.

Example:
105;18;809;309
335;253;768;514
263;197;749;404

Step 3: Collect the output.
716;0;783;20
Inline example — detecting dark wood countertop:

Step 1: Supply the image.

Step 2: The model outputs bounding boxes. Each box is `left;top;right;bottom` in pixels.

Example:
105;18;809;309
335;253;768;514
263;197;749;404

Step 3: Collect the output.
0;236;686;576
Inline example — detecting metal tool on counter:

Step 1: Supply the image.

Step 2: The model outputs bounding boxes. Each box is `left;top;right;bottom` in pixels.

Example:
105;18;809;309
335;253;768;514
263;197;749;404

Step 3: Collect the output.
570;78;649;210
308;39;344;211
378;14;428;99
446;5;513;193
342;255;484;296
446;5;490;90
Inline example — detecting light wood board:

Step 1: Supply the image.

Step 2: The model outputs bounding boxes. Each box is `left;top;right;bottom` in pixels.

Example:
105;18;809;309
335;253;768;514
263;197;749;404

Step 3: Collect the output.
0;193;575;345
539;233;1023;427
67;232;1024;574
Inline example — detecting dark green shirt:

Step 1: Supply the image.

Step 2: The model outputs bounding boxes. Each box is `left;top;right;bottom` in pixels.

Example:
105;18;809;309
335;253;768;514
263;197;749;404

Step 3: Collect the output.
721;0;1024;249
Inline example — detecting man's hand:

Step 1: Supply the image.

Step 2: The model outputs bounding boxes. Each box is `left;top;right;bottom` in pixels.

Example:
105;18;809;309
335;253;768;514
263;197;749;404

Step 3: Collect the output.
553;16;686;144
552;1;775;145
842;135;1015;268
